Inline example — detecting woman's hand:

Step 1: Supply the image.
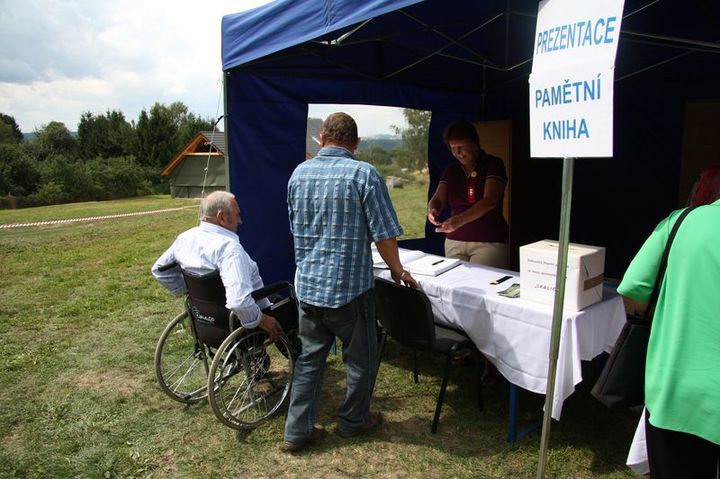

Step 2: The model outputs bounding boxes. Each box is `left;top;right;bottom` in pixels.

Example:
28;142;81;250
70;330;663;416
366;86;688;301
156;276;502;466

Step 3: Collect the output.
427;185;447;226
427;207;441;225
435;215;464;233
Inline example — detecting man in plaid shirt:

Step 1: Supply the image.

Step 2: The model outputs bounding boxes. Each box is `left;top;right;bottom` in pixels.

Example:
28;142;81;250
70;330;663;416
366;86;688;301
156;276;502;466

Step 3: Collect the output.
282;112;417;452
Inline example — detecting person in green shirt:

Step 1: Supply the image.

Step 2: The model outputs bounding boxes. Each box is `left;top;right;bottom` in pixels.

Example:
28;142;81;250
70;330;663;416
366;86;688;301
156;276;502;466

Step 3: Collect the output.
617;198;720;478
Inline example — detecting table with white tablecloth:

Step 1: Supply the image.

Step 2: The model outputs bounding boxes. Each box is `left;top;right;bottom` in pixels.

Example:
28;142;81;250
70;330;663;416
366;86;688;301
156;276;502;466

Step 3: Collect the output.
376;259;627;420
378;256;651;471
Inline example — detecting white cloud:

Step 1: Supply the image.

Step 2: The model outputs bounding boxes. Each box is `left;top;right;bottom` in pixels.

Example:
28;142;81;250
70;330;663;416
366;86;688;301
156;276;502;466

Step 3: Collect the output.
0;0;271;132
0;0;412;136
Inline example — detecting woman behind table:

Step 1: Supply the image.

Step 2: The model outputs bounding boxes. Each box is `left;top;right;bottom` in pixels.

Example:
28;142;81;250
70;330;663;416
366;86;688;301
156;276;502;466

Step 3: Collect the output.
617;196;720;478
427;119;509;269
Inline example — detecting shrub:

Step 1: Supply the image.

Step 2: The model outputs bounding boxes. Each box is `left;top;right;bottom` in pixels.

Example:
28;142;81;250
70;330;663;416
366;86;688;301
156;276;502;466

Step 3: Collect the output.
85;156;147;200
0;144;40;196
37;154;93;202
18;154;152;205
34;181;65;205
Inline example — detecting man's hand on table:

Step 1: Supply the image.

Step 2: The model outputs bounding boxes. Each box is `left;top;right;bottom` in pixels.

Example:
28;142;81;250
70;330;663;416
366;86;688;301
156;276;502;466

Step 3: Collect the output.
390;269;419;289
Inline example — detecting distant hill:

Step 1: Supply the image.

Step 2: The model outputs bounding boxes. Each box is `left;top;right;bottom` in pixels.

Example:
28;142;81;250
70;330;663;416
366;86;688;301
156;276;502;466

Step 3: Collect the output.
306;118;401;152
359;135;402;151
22;131;78;141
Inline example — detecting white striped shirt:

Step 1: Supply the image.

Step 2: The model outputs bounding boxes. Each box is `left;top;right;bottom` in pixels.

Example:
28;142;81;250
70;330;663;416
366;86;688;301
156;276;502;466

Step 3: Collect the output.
151;221;268;328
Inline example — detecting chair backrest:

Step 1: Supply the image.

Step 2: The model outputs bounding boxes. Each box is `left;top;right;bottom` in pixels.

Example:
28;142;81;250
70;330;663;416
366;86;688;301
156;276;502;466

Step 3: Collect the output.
374;277;437;352
181;269;233;349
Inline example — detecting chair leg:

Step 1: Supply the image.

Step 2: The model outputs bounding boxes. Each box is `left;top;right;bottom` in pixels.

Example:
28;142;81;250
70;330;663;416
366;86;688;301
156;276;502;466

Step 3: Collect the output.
371;329;387;398
431;354;453;433
475;353;484;412
508;383;518;443
376;329;387;372
412;349;419;384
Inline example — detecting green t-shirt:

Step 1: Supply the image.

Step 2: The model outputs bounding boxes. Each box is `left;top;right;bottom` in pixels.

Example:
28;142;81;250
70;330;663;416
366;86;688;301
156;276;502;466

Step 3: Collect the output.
617;200;720;445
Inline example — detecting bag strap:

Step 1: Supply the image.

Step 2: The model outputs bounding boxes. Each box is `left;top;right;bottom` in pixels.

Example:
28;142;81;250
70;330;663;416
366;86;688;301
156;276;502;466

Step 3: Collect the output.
644;206;697;323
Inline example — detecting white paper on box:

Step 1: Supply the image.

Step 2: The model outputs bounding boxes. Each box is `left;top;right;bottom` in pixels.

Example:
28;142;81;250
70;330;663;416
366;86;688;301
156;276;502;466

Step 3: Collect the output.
519;240;605;311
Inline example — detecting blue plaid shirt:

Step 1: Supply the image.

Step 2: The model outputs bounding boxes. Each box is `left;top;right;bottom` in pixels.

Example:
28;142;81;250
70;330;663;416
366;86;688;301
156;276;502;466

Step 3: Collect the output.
288;147;403;308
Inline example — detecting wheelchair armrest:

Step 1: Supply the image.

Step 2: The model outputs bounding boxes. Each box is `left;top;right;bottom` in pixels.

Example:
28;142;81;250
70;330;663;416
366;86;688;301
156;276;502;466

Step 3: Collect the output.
251;281;293;301
156;261;178;272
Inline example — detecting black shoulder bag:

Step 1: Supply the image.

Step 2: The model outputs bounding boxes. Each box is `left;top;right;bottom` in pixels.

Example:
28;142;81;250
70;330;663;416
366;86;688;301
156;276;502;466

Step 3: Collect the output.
591;206;696;409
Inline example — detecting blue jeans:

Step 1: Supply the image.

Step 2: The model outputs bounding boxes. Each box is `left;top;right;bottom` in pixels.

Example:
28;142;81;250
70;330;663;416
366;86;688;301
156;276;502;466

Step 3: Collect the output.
283;289;378;441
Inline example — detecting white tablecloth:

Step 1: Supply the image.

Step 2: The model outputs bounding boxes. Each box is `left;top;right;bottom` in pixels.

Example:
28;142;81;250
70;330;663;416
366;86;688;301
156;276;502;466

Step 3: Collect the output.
627;409;649;475
376;260;627;420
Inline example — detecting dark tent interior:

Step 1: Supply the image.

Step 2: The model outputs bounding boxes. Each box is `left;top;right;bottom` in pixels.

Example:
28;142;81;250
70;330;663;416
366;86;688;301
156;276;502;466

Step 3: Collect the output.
221;0;720;285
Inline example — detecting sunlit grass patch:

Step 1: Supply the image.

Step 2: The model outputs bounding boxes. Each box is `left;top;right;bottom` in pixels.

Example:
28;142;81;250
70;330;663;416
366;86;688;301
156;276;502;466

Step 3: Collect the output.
0;195;639;478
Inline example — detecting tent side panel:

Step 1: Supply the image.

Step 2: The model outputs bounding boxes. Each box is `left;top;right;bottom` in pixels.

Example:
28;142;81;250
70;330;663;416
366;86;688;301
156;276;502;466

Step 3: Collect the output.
226;71;484;283
226;73;307;284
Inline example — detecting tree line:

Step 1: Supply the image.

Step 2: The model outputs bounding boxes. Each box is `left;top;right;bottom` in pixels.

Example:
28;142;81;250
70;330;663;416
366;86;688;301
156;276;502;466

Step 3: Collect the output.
356;109;430;179
0;102;215;208
1;106;430;208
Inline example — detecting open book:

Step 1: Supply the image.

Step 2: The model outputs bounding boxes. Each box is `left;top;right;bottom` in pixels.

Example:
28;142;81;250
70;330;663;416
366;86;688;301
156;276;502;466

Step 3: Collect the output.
371;247;461;276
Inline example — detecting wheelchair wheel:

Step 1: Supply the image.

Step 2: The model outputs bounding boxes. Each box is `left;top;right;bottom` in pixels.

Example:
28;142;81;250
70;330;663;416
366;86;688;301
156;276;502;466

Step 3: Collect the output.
208;328;294;430
154;311;210;404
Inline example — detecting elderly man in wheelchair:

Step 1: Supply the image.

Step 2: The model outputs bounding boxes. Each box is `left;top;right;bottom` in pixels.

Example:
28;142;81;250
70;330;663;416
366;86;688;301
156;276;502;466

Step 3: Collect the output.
151;191;299;430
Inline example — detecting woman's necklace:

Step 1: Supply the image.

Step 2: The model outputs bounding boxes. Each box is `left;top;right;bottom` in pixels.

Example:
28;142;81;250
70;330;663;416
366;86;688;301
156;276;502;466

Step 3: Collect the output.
465;159;479;204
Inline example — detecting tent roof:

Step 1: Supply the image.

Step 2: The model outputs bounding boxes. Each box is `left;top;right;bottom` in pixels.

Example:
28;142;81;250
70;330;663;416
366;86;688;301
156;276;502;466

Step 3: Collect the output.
222;0;422;70
219;0;720;284
222;0;720;95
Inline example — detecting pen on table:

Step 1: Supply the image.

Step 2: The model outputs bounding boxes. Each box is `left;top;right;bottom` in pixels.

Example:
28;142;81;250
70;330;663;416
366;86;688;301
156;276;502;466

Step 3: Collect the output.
490;275;512;285
431;259;445;266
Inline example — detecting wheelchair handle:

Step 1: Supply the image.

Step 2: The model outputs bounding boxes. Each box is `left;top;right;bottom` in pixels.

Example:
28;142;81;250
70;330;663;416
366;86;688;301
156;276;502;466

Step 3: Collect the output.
156;261;178;272
251;281;293;300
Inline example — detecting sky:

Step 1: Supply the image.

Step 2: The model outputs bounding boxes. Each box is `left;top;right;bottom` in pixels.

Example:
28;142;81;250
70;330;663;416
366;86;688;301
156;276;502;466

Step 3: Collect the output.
0;0;406;138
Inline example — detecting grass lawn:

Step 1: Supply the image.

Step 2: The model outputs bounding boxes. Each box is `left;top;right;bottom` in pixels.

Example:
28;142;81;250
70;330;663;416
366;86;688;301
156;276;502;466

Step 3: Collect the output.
0;195;640;478
388;182;428;239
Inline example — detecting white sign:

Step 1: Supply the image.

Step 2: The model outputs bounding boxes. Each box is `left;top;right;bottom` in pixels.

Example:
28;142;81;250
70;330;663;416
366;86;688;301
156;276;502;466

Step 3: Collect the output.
529;0;625;158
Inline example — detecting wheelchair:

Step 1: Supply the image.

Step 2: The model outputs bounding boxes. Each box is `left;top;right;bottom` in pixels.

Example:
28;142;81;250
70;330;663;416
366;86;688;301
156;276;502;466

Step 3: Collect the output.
154;263;300;430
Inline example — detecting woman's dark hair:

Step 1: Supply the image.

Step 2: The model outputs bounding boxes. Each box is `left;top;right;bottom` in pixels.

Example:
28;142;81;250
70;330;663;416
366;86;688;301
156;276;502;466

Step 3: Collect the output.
443;119;480;147
687;165;720;206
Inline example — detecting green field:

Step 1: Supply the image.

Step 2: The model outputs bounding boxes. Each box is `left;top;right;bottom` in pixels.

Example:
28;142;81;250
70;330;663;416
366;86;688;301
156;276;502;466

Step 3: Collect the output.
0;193;639;478
387;182;428;239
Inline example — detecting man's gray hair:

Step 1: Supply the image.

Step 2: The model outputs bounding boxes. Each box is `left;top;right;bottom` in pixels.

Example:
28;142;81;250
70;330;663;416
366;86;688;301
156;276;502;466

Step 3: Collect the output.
200;191;236;221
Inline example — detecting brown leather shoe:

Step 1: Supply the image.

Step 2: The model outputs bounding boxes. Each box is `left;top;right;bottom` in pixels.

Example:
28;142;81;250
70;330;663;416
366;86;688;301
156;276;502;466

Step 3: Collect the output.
337;411;383;438
280;425;327;453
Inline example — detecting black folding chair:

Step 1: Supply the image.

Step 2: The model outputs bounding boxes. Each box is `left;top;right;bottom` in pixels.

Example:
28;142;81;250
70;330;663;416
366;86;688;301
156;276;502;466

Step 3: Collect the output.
374;277;483;433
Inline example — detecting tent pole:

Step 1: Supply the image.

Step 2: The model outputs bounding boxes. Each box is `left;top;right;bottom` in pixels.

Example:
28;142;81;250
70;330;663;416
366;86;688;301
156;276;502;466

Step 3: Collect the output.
222;72;231;193
536;156;575;479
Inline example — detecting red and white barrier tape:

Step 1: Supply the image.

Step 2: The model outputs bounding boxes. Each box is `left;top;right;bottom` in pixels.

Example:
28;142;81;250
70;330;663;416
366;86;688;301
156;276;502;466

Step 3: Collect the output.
0;206;196;229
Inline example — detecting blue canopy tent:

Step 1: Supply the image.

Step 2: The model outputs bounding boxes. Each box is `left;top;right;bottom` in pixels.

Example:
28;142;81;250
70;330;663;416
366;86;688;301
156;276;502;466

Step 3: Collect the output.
221;0;720;285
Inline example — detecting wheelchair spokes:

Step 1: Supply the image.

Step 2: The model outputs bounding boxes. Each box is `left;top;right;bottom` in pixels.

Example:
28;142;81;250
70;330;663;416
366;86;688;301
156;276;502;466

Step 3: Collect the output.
154;312;210;403
154;279;299;430
208;330;294;430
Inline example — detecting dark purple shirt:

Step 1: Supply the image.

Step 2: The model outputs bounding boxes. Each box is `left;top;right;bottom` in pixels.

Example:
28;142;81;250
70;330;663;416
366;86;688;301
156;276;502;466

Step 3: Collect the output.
439;152;508;242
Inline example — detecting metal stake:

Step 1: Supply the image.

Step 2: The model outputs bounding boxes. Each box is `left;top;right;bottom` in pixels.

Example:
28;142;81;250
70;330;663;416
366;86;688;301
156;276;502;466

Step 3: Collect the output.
536;156;575;478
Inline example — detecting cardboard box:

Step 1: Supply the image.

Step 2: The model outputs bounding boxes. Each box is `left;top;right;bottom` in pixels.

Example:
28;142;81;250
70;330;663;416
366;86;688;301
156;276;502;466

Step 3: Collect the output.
519;240;605;311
